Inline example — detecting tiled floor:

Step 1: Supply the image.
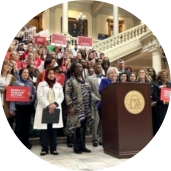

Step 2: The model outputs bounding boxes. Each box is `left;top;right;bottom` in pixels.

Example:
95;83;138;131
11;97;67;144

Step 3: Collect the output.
31;143;129;170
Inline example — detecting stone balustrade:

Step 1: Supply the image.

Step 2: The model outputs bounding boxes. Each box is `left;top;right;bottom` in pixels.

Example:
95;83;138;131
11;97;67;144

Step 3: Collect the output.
92;24;148;53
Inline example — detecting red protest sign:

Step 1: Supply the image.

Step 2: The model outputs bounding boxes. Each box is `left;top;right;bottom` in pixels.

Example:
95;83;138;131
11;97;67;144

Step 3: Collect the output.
34;36;46;44
51;34;67;47
77;36;93;48
55;73;65;87
160;87;171;102
6;86;30;102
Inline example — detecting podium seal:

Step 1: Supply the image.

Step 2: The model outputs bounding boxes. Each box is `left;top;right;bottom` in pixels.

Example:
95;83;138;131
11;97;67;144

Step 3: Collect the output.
124;90;145;114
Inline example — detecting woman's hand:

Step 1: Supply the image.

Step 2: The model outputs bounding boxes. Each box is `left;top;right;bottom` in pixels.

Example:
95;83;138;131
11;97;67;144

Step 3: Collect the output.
50;104;56;109
163;101;169;105
28;92;31;97
69;107;75;116
48;104;56;114
151;101;157;107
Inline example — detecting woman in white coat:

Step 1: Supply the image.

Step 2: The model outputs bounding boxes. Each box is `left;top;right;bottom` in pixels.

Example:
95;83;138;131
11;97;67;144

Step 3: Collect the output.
33;68;64;156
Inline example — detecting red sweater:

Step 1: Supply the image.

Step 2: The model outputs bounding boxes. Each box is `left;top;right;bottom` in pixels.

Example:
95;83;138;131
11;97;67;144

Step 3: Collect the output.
21;51;28;60
17;60;23;69
5;52;10;59
34;58;42;69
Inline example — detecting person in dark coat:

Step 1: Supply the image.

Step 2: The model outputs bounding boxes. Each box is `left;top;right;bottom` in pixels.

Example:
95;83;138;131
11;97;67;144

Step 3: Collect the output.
147;68;158;136
152;70;171;136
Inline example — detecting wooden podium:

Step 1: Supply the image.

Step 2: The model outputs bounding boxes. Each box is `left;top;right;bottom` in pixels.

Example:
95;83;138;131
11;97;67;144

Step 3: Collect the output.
101;82;153;158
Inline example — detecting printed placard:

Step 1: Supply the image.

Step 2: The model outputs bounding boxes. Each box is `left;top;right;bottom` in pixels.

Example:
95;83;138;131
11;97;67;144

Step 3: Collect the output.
55;73;65;87
51;34;67;47
34;36;46;44
6;86;30;102
160;87;171;102
77;36;93;48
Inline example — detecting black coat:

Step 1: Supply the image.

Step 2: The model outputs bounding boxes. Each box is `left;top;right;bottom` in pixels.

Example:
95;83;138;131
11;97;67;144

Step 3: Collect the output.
151;80;171;135
134;80;153;97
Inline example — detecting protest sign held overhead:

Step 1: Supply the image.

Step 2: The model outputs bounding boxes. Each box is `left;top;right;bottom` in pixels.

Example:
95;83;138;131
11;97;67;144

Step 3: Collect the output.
51;34;67;47
34;36;46;44
77;36;93;48
48;45;54;53
23;25;36;41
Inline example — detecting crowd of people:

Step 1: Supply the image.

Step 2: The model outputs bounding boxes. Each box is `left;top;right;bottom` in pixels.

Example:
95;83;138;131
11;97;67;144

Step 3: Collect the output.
1;38;170;156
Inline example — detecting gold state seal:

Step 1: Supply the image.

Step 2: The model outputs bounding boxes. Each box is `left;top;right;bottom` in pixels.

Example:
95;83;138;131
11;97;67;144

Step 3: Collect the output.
124;90;145;114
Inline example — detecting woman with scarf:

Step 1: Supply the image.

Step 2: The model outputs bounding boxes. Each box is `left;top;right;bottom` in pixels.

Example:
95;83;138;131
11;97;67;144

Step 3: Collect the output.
33;69;64;156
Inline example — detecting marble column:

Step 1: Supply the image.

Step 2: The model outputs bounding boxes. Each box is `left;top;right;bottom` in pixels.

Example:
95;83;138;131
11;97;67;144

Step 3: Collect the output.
113;5;119;35
50;7;56;34
91;12;98;39
62;2;69;35
152;49;162;73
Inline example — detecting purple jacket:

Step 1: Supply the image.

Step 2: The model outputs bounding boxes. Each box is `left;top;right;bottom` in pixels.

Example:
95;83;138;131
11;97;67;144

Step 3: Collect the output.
98;78;112;108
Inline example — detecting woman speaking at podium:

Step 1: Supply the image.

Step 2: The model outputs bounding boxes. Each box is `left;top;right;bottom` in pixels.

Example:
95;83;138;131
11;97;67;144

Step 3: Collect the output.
97;67;119;145
98;67;119;118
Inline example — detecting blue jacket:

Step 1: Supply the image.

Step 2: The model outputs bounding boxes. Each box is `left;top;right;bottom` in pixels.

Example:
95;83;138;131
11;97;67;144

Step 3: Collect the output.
14;71;20;80
98;78;112;108
9;79;36;112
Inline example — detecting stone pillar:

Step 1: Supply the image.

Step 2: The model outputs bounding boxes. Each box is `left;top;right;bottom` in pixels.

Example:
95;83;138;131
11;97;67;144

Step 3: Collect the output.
152;49;162;73
91;12;98;39
50;7;56;34
62;2;69;35
113;5;119;35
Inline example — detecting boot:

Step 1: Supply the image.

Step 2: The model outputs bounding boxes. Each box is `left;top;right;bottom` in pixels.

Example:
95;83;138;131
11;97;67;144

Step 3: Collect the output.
72;133;82;154
76;128;82;150
79;127;91;153
67;135;73;148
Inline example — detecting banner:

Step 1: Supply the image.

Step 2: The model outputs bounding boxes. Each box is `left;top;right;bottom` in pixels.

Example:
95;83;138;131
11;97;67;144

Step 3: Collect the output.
23;26;36;41
77;36;93;48
55;73;65;87
34;36;46;44
51;34;67;47
6;86;30;102
160;87;171;102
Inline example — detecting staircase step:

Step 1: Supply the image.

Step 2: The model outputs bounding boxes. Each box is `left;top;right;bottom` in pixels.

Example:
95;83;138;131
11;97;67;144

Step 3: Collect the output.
29;136;93;145
12;131;92;145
